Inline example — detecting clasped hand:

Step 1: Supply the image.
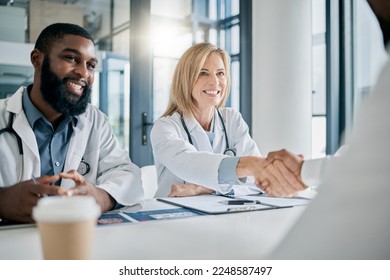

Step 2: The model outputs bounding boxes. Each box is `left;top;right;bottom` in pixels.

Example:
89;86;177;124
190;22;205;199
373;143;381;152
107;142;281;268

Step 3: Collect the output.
168;150;307;198
260;149;306;197
0;170;110;223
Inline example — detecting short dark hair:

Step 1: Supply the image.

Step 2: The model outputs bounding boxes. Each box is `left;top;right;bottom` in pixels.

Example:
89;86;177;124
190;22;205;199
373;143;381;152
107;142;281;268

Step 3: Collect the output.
34;23;94;54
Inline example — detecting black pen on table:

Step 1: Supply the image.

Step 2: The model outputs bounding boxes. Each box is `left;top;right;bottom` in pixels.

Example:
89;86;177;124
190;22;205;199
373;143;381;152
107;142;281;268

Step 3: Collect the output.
225;199;260;205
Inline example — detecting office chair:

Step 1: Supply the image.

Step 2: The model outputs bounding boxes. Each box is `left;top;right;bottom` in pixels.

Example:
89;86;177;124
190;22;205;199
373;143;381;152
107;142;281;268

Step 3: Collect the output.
140;165;158;199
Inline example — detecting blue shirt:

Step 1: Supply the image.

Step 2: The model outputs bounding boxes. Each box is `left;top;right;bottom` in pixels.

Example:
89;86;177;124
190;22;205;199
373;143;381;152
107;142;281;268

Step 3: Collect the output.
219;156;240;184
22;86;76;184
204;116;241;186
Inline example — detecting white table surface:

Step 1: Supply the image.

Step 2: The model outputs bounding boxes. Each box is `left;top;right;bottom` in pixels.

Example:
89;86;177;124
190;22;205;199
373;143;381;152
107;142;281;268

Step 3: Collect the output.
0;199;308;260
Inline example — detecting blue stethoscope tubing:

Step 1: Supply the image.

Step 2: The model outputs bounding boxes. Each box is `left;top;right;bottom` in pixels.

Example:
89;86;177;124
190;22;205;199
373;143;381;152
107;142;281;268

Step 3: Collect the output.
180;109;237;156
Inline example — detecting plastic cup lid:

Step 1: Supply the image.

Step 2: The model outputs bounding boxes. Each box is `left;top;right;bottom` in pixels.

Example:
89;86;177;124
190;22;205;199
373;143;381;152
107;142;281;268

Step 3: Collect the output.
32;196;101;223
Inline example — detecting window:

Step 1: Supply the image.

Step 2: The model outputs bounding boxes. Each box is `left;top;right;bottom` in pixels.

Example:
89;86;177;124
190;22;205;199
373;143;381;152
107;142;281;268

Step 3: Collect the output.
151;0;193;120
311;0;327;157
151;0;248;121
0;0;250;166
353;0;387;117
314;0;387;157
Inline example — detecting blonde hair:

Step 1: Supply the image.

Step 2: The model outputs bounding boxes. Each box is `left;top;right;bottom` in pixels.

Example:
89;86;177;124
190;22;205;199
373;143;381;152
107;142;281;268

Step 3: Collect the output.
162;42;231;118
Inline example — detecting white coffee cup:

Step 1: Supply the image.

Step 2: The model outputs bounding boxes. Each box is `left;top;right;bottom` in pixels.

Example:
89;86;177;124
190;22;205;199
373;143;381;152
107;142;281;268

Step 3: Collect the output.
32;196;101;260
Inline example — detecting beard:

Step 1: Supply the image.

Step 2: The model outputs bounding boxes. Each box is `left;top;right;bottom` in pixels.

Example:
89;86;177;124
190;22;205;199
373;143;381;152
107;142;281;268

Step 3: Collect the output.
40;56;91;116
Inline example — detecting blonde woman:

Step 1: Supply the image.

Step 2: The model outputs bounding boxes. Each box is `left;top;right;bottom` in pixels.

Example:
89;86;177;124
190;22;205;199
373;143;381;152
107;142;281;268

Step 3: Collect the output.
151;42;305;198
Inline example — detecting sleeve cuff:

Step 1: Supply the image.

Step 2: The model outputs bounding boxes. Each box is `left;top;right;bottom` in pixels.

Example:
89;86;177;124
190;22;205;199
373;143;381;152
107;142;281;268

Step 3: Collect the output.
218;156;241;184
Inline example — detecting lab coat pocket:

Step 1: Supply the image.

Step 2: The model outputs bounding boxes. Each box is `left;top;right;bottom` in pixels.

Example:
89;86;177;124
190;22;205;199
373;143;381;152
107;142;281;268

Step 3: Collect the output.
77;150;99;185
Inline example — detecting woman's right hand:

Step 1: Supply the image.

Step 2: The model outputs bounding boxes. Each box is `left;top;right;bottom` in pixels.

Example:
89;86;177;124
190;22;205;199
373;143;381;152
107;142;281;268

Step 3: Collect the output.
168;184;214;197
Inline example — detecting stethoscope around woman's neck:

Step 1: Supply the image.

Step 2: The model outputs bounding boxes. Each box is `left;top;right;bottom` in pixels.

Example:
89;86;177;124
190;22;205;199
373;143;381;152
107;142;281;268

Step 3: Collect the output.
180;109;237;156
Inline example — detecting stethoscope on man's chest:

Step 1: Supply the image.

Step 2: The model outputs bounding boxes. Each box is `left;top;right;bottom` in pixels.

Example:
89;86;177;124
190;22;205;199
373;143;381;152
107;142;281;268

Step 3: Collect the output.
0;112;91;176
180;109;237;156
0;112;23;155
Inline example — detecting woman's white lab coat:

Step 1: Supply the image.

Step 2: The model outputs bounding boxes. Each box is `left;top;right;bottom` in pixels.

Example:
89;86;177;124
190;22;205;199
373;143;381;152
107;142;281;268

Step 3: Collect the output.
151;107;261;197
0;87;144;206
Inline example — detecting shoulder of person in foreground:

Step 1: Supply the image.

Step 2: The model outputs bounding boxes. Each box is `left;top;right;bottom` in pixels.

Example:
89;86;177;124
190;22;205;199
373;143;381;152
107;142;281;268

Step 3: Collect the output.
268;57;390;260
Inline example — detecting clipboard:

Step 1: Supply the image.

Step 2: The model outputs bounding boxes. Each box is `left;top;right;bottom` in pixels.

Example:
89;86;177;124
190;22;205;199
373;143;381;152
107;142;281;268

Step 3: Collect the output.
157;195;278;214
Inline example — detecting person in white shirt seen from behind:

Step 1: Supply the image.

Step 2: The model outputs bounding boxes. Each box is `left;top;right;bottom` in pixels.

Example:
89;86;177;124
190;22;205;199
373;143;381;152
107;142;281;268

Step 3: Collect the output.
268;0;390;259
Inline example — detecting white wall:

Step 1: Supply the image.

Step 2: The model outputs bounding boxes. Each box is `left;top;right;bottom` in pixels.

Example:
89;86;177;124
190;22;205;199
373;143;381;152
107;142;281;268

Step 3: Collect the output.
252;0;312;158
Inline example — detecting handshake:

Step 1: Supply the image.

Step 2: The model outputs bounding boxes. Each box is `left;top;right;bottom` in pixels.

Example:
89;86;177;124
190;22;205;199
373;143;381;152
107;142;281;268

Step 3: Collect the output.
252;149;306;197
169;149;307;198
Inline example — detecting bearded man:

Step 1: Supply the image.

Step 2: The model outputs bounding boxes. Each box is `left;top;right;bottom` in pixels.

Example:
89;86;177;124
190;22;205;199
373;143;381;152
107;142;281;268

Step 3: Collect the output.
0;23;144;223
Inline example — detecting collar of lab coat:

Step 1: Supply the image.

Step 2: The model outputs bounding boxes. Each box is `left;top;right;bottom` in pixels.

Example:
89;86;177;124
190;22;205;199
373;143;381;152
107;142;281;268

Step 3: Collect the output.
6;86;25;115
177;109;226;153
6;87;40;160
